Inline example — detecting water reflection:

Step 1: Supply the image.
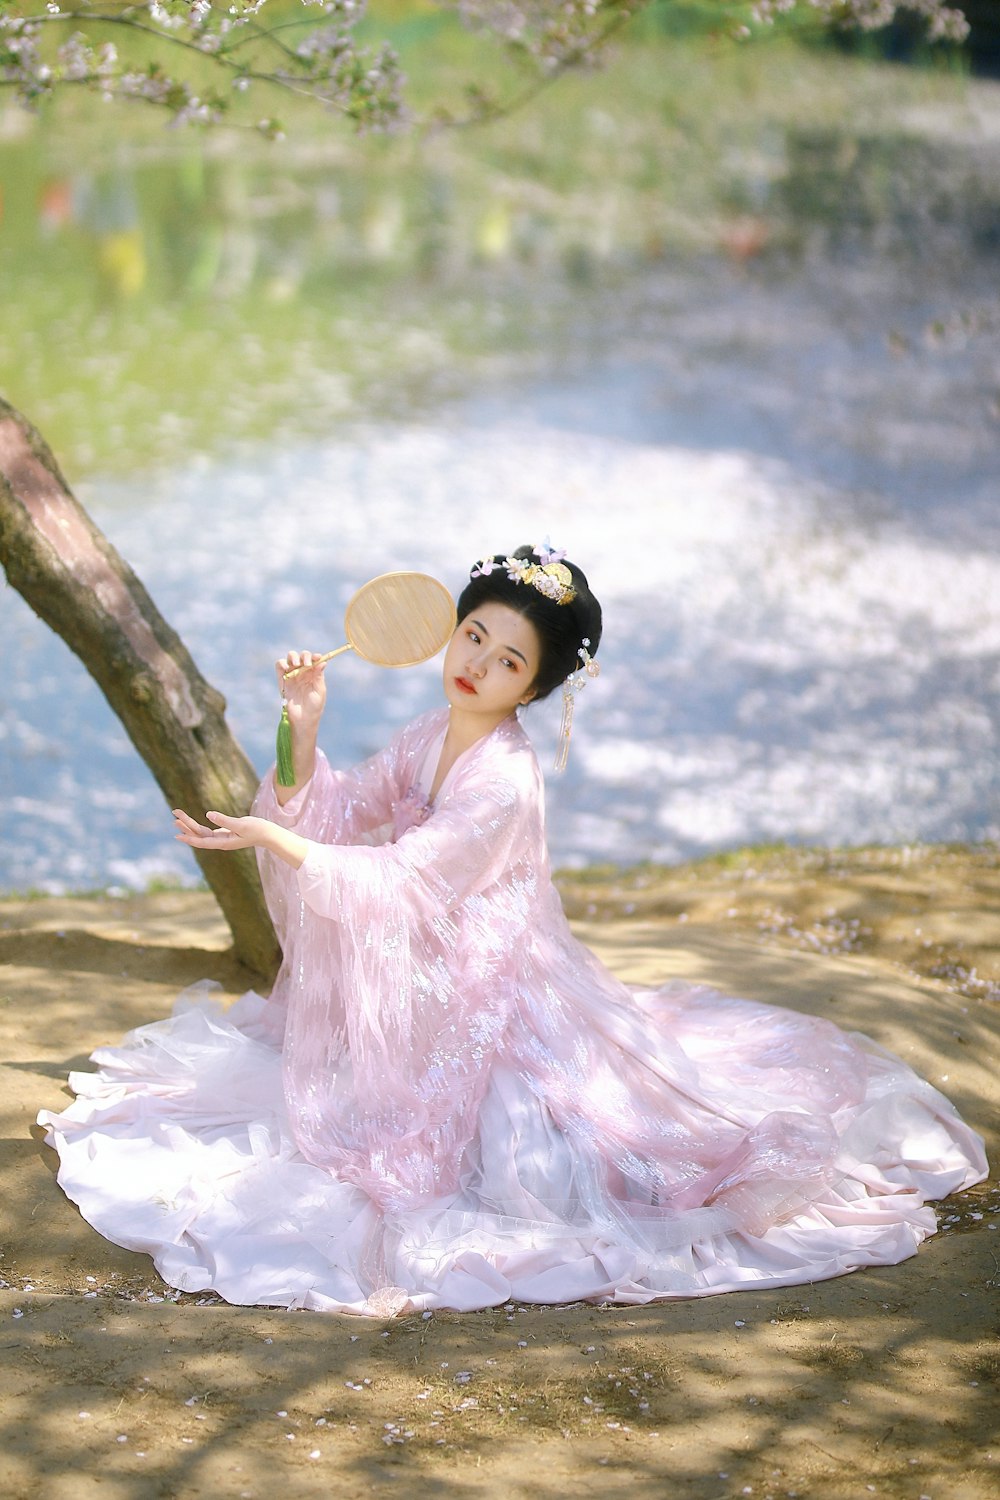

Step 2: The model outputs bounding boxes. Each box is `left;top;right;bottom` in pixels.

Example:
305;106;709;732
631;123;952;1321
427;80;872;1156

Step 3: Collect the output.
4;70;999;478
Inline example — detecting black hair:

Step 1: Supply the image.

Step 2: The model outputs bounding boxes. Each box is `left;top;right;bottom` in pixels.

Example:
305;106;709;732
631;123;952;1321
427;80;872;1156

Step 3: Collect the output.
455;546;603;702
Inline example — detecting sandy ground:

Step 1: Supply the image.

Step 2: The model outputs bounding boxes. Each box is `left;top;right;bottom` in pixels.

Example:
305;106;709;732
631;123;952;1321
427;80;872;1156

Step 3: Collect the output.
1;846;998;1500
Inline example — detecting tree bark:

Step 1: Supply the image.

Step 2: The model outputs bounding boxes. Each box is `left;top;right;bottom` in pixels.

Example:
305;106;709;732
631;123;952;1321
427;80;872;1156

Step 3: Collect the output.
0;398;280;979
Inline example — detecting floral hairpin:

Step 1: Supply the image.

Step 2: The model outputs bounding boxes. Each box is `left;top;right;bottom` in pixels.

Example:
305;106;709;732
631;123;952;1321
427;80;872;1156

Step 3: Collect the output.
470;542;576;606
536;537;568;566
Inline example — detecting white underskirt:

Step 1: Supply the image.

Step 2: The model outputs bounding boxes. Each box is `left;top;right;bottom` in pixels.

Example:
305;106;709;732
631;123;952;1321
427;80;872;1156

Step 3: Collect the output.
38;986;986;1317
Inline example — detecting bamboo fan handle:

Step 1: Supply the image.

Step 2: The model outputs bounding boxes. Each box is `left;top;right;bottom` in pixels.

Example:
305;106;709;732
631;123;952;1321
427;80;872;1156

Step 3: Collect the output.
283;645;353;681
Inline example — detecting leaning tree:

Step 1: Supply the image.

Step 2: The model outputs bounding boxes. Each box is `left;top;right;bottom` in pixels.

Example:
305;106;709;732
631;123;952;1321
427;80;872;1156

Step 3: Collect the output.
0;402;279;973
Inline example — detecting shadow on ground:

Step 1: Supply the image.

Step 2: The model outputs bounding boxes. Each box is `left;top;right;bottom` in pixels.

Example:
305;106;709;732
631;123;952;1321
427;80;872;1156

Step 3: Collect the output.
0;890;997;1500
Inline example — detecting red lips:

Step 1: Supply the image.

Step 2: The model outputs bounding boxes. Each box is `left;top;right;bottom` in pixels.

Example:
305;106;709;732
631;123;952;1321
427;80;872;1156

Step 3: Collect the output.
455;677;478;695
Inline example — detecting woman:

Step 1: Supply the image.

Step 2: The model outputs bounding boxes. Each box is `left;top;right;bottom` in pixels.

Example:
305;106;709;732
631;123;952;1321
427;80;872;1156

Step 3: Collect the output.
39;545;987;1316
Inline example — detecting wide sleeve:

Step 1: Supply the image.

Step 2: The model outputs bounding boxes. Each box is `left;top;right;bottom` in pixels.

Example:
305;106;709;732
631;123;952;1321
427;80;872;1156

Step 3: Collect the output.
280;725;545;1212
251;711;442;951
294;772;525;924
252;714;435;842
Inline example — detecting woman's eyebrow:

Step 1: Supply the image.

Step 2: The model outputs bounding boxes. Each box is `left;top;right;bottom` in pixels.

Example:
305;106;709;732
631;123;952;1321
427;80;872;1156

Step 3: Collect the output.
471;618;529;666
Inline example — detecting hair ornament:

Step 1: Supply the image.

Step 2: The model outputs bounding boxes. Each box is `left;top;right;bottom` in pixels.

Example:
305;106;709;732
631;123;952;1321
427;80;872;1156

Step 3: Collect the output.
578;639;600;680
470;540;576;606
508;556;576;604
536;537;568;565
554;637;600;774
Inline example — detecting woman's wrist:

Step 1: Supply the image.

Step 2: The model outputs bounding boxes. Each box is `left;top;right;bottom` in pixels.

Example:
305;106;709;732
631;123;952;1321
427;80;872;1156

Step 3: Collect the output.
290;702;324;733
259;822;309;869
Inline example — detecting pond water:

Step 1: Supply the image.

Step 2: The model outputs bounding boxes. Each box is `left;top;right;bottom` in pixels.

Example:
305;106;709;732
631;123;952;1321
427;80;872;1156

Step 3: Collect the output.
3;254;999;893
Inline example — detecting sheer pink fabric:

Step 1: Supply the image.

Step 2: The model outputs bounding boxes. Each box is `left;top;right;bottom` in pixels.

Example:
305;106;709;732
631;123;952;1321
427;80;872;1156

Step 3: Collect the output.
255;711;540;1211
39;709;988;1315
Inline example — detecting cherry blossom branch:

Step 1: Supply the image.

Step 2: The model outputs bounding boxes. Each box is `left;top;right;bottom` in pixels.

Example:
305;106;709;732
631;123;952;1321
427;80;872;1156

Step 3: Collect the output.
0;0;404;131
0;1;972;138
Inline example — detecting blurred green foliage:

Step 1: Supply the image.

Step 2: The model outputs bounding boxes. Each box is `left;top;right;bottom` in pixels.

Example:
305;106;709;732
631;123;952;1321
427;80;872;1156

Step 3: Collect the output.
0;9;990;478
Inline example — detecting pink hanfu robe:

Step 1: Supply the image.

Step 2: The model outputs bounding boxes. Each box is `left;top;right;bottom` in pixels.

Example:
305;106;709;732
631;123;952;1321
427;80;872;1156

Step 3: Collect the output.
39;709;988;1316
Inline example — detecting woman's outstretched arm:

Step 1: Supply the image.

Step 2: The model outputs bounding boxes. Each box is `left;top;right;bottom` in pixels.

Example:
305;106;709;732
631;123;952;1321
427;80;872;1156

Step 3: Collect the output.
173;808;308;869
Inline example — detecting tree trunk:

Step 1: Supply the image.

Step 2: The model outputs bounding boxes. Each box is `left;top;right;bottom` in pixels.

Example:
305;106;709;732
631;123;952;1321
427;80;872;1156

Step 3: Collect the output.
0;398;280;979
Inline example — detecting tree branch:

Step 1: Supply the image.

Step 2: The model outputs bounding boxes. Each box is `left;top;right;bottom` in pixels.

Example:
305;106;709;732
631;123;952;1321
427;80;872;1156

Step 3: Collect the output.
0;1;971;136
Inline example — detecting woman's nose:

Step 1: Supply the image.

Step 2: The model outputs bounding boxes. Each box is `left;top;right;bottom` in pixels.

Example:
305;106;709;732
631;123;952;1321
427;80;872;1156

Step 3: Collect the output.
467;650;487;678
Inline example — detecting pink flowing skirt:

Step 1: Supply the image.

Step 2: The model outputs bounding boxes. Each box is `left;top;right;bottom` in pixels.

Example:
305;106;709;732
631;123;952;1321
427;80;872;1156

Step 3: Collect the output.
38;981;986;1317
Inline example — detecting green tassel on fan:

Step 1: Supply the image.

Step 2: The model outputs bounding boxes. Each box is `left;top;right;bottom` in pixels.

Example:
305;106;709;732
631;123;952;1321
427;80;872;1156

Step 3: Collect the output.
276;703;296;787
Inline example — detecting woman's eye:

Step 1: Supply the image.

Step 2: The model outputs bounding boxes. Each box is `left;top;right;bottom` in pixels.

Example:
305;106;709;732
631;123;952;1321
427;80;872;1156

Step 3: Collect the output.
467;631;480;644
502;658;518;671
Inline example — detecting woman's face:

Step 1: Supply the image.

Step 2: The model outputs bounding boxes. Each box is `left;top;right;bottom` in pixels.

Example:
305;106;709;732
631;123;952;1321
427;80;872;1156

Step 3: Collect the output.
443;603;541;726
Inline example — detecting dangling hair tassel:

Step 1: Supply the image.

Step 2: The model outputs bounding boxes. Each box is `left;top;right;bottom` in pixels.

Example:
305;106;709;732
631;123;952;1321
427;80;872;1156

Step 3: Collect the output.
553;638;599;774
276;701;296;787
554;680;577;774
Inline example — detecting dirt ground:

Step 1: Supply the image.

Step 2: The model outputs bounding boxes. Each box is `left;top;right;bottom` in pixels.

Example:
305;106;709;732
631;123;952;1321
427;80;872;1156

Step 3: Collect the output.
1;844;998;1500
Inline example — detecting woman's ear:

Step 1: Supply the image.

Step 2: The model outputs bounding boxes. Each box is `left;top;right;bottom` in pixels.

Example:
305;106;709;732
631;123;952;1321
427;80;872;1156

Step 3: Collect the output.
519;688;537;706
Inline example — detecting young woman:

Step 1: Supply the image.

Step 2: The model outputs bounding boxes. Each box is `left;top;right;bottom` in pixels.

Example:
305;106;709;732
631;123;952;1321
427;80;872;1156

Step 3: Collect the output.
39;546;987;1317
